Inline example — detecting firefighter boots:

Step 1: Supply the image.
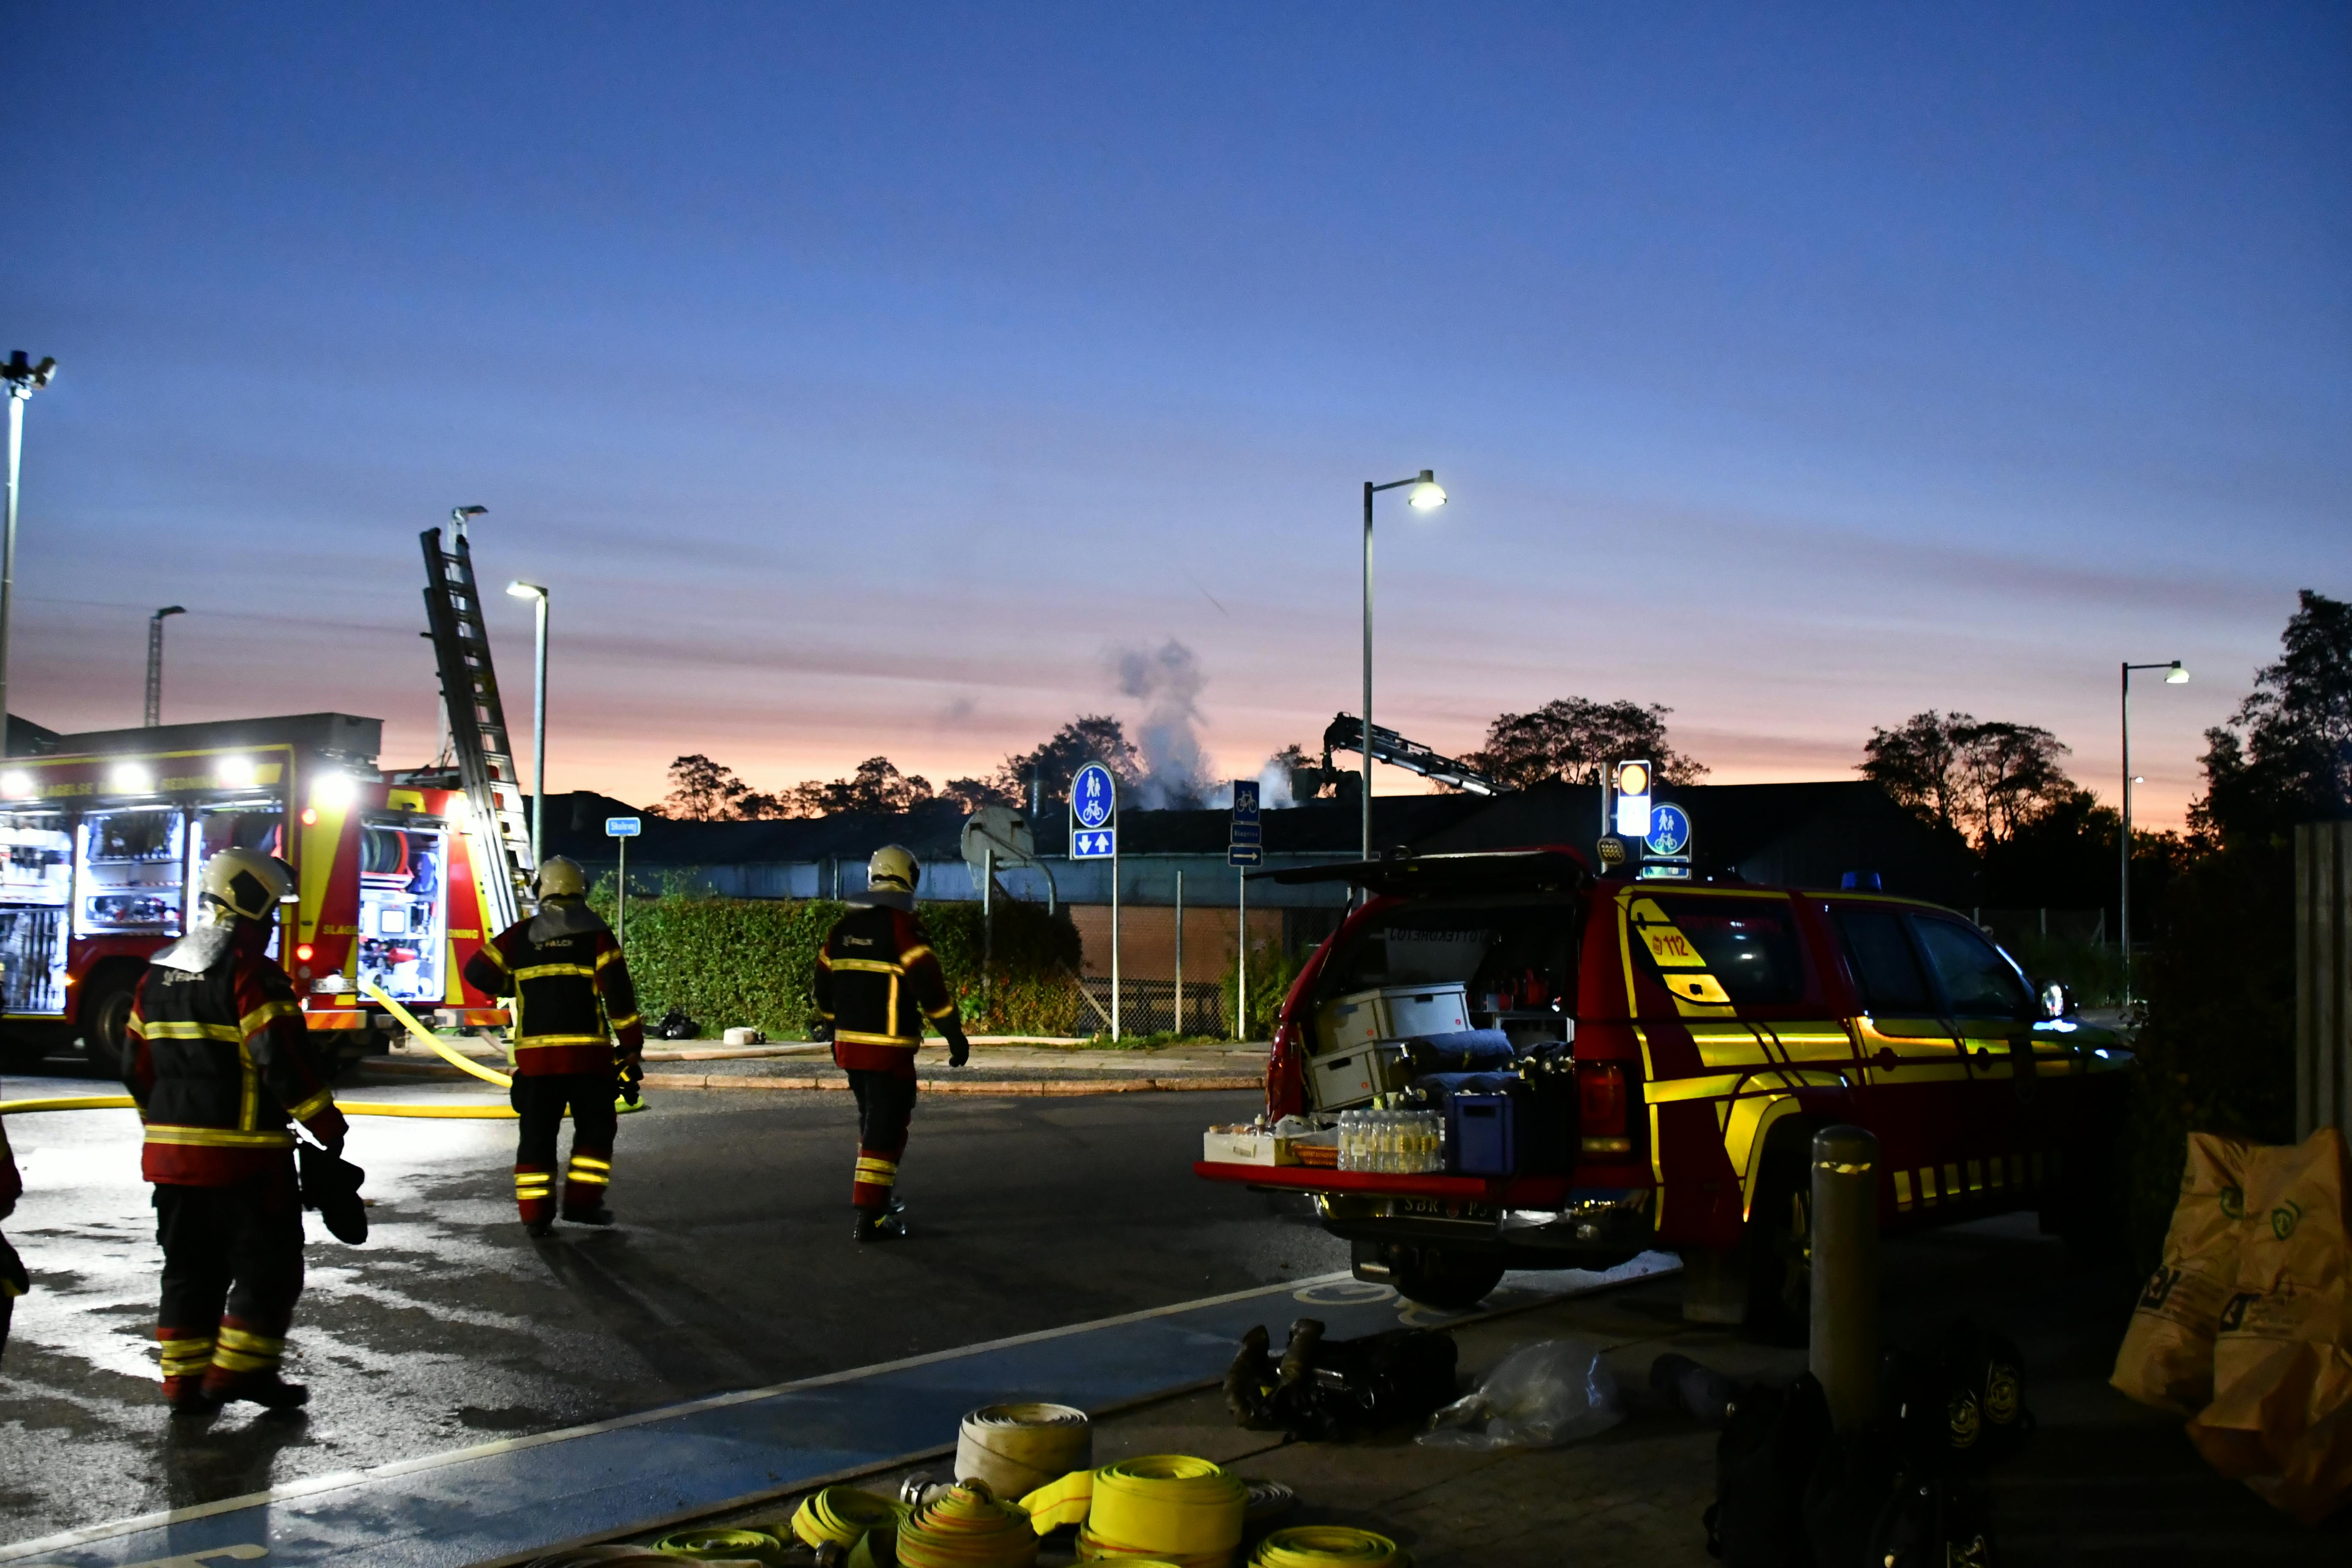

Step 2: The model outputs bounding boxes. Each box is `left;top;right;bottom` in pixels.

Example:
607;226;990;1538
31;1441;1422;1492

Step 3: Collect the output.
854;1199;907;1244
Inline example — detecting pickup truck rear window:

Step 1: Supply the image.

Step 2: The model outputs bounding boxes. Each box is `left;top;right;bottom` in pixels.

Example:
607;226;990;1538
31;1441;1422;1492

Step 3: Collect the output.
1630;896;1805;1004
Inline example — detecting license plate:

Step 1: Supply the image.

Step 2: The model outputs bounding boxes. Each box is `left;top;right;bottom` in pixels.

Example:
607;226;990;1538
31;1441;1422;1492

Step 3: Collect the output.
1380;1196;1500;1224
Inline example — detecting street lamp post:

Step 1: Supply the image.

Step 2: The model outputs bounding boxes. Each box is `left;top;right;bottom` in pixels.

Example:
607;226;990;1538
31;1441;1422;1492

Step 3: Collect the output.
507;582;550;874
1;351;60;749
144;605;186;726
2119;658;2189;1006
1360;469;1446;860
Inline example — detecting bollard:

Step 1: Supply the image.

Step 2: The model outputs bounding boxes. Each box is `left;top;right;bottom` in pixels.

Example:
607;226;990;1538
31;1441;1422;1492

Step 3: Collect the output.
1810;1123;1880;1430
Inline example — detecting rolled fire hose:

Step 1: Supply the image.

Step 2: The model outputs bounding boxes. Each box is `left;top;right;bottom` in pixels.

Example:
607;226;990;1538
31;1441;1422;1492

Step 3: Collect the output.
893;1479;1040;1568
1021;1456;1247;1564
650;1528;785;1563
956;1402;1092;1500
1248;1528;1406;1568
791;1486;908;1551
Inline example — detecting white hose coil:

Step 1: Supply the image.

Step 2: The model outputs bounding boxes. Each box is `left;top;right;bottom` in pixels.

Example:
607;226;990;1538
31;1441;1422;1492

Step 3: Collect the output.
956;1402;1092;1500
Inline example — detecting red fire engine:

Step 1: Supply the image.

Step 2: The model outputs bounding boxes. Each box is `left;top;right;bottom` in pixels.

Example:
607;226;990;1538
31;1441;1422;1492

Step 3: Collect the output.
0;713;511;1074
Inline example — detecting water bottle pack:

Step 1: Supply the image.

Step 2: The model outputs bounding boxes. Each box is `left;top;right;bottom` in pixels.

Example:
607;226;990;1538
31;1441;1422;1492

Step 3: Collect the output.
1336;1103;1444;1174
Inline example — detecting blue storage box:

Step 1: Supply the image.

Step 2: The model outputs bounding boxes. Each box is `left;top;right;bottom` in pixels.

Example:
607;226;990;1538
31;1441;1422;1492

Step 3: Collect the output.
1445;1089;1571;1176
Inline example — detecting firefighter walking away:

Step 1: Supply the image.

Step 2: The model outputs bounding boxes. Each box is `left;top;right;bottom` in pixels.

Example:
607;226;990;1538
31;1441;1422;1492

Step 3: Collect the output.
812;845;968;1243
123;849;348;1411
464;856;644;1236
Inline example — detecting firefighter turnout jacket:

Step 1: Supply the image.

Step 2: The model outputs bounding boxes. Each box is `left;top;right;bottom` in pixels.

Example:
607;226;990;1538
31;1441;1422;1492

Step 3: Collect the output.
813;904;964;1072
463;901;644;1075
124;921;348;1185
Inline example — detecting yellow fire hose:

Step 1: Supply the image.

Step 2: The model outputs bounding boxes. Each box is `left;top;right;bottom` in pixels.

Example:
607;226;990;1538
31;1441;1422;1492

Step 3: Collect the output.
893;1480;1039;1568
362;980;512;1087
1249;1529;1407;1568
1021;1456;1248;1566
651;1527;788;1563
791;1486;909;1551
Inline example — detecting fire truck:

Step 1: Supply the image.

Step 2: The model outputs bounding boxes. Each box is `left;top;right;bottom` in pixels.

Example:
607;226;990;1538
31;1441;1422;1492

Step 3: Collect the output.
0;526;541;1075
0;713;513;1074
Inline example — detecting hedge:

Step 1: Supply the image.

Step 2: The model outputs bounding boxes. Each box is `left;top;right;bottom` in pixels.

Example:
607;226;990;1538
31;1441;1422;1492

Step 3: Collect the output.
587;877;1084;1039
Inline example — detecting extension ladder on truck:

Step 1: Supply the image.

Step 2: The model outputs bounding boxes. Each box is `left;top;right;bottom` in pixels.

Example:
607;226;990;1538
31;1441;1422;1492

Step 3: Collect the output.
419;526;534;934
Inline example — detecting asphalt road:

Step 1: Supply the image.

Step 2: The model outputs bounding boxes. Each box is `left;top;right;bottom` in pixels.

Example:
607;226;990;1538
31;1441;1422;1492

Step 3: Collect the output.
0;1063;1335;1546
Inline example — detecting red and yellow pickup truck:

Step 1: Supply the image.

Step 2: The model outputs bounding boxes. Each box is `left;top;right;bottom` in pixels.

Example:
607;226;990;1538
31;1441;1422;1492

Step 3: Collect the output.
1194;849;2129;1328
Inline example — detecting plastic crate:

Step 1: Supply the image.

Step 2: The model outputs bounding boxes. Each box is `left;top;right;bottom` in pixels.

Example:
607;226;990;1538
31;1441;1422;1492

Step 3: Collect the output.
1445;1091;1572;1176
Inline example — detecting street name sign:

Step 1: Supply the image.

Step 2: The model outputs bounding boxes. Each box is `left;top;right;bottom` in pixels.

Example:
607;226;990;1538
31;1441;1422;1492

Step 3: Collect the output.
606;817;641;838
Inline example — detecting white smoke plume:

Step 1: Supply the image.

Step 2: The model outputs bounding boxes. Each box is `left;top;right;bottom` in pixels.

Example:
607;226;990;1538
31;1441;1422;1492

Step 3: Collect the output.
1114;640;1209;810
1201;756;1300;809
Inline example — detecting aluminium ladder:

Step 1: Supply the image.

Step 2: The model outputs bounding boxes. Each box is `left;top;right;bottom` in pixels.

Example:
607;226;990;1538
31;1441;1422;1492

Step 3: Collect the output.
419;526;534;934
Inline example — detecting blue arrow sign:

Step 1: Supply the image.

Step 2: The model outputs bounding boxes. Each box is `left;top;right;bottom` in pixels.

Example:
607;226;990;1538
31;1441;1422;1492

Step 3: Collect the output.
605;816;642;838
1228;843;1262;867
1071;828;1116;860
1071;762;1116;830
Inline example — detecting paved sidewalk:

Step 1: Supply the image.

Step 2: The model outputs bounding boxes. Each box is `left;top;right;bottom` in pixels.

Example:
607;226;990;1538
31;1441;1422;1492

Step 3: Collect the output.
364;1036;1271;1094
639;1213;2341;1568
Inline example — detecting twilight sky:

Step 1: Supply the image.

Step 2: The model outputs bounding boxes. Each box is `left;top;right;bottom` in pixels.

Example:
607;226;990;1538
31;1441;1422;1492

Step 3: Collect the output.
7;4;2346;828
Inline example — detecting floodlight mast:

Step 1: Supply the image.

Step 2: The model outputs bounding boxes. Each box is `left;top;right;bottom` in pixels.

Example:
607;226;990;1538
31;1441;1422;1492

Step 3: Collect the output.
1;351;60;751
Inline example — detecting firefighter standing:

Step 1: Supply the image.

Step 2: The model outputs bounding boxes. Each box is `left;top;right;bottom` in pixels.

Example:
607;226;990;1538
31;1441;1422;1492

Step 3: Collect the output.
123;848;347;1411
463;856;643;1236
811;845;968;1243
0;1113;22;1362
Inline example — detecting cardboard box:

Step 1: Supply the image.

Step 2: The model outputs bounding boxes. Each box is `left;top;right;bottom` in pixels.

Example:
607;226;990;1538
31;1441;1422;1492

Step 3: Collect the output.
1203;1128;1295;1166
1307;1042;1413;1112
1316;984;1470;1054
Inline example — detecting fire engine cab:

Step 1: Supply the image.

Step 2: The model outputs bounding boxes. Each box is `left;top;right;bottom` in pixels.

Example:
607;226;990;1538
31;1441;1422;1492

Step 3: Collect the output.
1194;849;2131;1330
0;712;509;1075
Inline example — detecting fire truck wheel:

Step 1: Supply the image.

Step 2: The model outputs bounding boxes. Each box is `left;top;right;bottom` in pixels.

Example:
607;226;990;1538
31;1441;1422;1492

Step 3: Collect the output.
1742;1150;1813;1345
1389;1247;1506;1310
77;964;144;1078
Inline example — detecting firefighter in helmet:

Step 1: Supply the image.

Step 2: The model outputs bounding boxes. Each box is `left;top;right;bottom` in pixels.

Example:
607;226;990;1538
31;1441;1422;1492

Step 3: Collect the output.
122;847;347;1411
811;845;968;1242
463;856;643;1235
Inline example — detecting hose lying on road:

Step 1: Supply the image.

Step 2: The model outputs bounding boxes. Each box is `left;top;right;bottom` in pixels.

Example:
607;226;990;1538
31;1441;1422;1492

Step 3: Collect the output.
790;1486;908;1551
1022;1455;1248;1567
956;1402;1092;1500
1248;1529;1405;1568
363;980;512;1087
0;1093;536;1120
650;1527;786;1563
893;1479;1039;1568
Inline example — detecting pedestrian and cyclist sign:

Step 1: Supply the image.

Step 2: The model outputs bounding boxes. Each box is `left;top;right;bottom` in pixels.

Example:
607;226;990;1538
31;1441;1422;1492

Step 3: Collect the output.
1228;779;1261;866
1070;762;1116;858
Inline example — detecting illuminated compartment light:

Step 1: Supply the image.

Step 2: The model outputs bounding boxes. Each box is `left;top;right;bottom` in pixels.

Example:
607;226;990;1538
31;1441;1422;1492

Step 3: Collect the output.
216;756;258;787
0;770;30;798
300;808;319;825
110;763;153;793
295;944;314;962
310;771;357;809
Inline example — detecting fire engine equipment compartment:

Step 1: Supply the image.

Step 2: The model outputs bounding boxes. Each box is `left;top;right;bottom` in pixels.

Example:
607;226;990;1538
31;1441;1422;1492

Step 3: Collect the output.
357;819;447;1004
76;808;188;937
0;810;72;1013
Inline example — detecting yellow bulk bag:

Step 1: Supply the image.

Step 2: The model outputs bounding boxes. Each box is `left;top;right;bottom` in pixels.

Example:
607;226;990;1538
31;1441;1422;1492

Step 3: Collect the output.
2112;1132;2256;1414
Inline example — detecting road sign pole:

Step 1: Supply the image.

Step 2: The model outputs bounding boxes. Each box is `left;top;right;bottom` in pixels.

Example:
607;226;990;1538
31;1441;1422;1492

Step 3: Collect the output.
983;843;994;1007
1237;868;1247;1043
617;835;626;948
1111;825;1121;1043
1174;867;1184;1037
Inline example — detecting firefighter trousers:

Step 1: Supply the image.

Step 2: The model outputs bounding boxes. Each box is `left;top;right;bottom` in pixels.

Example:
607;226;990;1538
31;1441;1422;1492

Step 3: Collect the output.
847;1067;917;1211
511;1072;618;1222
152;1171;305;1394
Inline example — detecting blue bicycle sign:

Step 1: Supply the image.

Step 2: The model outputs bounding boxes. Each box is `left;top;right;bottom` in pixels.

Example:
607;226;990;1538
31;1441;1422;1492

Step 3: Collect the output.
1071;763;1116;830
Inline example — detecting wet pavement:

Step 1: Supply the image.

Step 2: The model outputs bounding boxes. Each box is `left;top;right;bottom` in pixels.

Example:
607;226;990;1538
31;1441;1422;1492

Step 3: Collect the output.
0;1063;1333;1547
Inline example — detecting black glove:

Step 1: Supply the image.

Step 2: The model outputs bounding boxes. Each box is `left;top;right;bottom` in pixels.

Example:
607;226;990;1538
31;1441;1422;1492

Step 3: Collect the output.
618;1056;643;1106
809;1018;835;1044
946;1030;970;1069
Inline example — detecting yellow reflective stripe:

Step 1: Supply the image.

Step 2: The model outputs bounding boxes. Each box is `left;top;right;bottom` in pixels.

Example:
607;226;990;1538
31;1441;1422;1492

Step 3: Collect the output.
212;1343;280;1373
285;1089;334;1122
595;947;624;969
834;1029;917;1048
1642;1073;1745;1104
240;999;301;1037
514;1034;612;1049
829;958;904;976
218;1325;283;1353
1689;1025;1771;1068
898;945;933;966
606;1013;641;1032
815;950;833;969
238;1041;259;1131
479;943;512;972
139;1021;244;1043
925;1003;956;1020
565;1168;610;1186
142;1125;297;1149
159;1338;216;1376
514;963;598;981
569;1155;610;1171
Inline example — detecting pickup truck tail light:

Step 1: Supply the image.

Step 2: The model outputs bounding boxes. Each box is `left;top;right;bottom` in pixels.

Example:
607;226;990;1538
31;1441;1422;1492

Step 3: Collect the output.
1578;1062;1633;1157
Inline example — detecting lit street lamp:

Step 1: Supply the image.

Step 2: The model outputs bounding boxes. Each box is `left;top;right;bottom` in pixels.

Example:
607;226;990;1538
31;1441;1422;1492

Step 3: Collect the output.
2120;658;2189;1006
1;351;60;750
144;605;186;726
506;581;550;875
1360;469;1446;859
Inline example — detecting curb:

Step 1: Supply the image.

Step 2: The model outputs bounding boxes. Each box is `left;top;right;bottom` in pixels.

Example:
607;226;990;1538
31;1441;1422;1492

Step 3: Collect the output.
636;1073;1264;1096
